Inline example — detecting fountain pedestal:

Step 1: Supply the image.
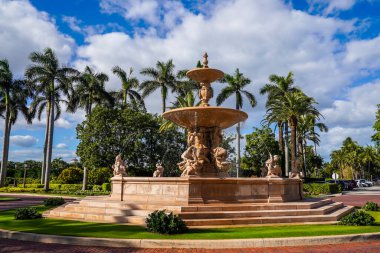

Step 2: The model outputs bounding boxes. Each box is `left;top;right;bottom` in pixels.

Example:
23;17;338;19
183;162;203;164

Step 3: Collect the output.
110;176;304;205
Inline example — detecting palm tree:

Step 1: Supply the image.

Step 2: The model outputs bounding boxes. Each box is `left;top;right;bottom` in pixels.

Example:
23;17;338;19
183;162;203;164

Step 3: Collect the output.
260;72;300;175
112;66;144;110
140;59;176;113
25;48;78;190
69;66;113;190
0;60;31;186
266;91;320;177
216;68;256;177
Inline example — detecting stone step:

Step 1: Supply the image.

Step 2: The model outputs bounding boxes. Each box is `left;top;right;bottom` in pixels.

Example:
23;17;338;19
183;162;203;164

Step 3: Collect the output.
179;202;343;219
180;199;333;212
63;204;151;216
183;206;354;226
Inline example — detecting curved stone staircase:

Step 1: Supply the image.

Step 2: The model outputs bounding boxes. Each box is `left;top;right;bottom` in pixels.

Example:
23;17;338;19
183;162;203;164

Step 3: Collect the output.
45;196;354;227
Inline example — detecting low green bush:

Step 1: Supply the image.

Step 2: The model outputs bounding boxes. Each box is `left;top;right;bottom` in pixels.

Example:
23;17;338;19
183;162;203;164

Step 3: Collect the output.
303;183;341;195
50;184;82;191
57;167;83;184
338;210;375;226
0;187;45;193
363;202;379;211
146;210;188;234
14;207;42;220
43;197;65;207
17;184;44;189
92;185;102;191
102;183;111;192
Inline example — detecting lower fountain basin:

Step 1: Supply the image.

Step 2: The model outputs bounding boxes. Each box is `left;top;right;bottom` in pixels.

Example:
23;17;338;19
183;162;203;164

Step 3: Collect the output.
162;106;248;129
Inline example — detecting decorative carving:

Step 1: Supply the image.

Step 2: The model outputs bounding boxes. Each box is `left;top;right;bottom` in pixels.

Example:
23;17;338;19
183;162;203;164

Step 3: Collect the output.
265;154;282;178
203;52;208;68
198;83;212;107
213;147;231;177
153;164;164;177
112;154;127;176
289;159;301;179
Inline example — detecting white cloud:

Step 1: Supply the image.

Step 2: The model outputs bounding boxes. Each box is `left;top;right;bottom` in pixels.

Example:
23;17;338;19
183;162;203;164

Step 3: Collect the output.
0;0;75;77
307;0;357;15
8;148;76;162
62;15;125;36
10;135;38;147
56;143;68;149
344;35;380;70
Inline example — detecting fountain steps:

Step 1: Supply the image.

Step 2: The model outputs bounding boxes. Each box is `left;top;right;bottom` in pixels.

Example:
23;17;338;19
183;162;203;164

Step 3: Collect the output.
44;197;354;227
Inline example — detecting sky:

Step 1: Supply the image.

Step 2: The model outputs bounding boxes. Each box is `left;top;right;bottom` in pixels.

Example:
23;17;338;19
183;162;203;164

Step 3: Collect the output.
0;0;380;162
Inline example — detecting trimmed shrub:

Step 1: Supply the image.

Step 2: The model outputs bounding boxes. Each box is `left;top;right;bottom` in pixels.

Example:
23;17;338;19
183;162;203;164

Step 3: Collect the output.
303;183;341;195
146;210;188;234
43;197;65;207
102;183;111;192
92;185;102;191
14;207;42;220
363;202;379;211
57;167;83;184
338;210;375;226
88;167;113;185
50;184;82;191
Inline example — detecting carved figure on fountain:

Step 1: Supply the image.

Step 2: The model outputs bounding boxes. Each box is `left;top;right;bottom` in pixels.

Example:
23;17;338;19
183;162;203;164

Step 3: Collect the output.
265;154;282;178
112;154;127;176
289;159;301;179
153;163;164;177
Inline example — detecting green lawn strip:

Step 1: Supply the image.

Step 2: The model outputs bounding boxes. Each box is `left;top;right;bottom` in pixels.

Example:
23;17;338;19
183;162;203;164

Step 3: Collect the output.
0;206;379;240
0;197;20;201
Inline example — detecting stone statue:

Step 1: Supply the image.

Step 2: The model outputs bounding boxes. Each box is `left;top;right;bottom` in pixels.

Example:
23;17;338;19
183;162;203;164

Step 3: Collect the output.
153;164;164;177
265;154;282;178
213;147;231;177
289;159;301;179
260;166;268;177
112;154;127;176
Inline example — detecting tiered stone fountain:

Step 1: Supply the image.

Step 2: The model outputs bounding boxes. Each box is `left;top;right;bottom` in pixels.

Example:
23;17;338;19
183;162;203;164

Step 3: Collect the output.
45;53;353;227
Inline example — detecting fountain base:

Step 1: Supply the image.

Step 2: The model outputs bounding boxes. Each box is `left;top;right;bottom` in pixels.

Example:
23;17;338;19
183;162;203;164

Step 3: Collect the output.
110;176;304;205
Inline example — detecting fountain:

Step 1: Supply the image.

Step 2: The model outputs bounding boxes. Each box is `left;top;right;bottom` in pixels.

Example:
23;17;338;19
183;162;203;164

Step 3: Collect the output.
45;53;353;227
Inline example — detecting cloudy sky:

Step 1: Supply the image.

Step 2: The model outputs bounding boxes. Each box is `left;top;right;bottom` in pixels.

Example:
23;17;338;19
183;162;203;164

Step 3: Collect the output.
0;0;380;162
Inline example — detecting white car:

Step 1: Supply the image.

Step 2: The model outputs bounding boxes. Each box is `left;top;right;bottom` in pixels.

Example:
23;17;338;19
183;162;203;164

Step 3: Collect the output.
356;179;369;187
364;180;374;187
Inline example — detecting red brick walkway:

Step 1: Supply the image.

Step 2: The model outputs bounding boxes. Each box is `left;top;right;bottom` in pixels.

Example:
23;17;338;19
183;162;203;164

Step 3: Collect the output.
331;194;380;207
1;239;380;253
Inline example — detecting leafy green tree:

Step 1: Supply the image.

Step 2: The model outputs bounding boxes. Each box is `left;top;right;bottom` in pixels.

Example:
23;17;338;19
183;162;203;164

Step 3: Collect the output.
112;66;144;110
50;157;69;178
241;126;279;177
0;59;31;186
372;104;380;147
57;167;83;184
26;48;78;190
76;106;186;176
216;68;256;177
87;167;113;185
140;59;176;113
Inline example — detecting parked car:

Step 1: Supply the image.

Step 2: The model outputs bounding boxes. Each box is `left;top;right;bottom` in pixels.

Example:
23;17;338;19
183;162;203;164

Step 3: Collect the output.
364;180;374;187
346;180;357;189
326;180;351;191
356;179;369;187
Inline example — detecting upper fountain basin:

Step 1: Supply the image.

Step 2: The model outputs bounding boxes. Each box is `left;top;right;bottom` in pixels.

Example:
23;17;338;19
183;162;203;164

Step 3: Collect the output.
186;68;224;83
162;106;248;129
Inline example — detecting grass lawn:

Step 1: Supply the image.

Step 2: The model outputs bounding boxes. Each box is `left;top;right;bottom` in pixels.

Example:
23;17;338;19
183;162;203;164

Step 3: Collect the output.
0;206;379;240
0;197;20;201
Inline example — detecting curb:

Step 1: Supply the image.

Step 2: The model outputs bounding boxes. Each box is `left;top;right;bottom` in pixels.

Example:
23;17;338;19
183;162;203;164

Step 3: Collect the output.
1;229;380;249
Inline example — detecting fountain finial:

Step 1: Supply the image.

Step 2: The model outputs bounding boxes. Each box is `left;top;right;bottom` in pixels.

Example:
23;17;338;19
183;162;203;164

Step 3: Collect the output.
203;52;208;68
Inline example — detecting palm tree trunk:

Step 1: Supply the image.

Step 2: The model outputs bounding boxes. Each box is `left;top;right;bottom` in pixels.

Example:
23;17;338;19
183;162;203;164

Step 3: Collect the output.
284;122;290;176
82;167;88;190
290;118;297;173
303;139;307;177
41;107;50;184
299;137;305;176
44;99;55;191
161;90;166;113
236;123;241;178
278;121;284;153
0;105;10;187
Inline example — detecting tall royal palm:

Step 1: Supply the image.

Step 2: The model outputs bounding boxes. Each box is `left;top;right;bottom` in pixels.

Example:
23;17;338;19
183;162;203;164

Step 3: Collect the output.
266;91;320;176
260;72;300;175
216;68;256;177
112;66;144;110
69;66;113;190
140;59;176;113
25;48;78;190
0;60;31;186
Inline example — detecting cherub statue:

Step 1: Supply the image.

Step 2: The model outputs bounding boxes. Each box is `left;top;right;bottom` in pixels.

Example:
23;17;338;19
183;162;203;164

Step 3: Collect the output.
289;159;301;179
266;154;282;178
213;147;231;177
153;163;164;177
112;154;127;176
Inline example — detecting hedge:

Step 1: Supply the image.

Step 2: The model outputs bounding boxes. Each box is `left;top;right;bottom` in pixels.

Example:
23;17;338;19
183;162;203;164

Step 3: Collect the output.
303;183;341;195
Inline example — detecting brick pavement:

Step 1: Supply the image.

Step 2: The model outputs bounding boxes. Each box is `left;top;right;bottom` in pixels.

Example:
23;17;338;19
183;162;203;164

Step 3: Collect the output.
331;194;380;207
1;238;380;253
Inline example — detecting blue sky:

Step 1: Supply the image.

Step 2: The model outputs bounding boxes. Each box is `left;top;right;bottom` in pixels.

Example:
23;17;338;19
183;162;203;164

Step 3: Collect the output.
1;0;380;162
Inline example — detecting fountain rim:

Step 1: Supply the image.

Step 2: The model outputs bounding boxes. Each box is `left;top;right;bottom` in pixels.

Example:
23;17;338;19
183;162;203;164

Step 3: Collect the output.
186;68;224;83
162;106;248;129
